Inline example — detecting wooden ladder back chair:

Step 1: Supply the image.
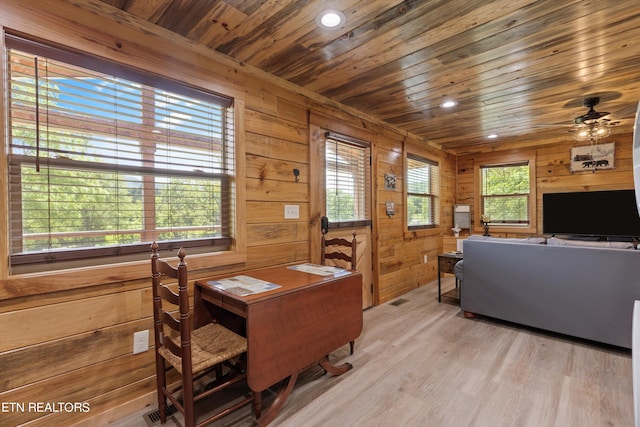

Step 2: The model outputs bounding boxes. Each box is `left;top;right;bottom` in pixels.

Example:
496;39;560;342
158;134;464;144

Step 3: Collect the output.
321;230;358;354
151;242;252;427
321;230;357;271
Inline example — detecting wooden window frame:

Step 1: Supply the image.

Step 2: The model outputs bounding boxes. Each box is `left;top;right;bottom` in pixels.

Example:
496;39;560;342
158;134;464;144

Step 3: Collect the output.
0;33;247;296
405;153;440;231
324;132;372;229
6;34;237;272
473;151;537;235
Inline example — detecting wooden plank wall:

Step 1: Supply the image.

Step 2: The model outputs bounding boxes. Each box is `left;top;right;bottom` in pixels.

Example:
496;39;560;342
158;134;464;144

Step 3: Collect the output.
457;133;635;237
0;1;454;425
376;131;458;303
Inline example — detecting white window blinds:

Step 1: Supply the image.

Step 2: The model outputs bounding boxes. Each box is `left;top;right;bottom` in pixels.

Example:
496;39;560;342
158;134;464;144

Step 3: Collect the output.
6;35;234;267
407;154;440;229
325;134;371;227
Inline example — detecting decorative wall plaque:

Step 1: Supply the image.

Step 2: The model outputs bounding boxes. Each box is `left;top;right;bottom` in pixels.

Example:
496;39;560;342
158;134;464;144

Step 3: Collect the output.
384;173;396;190
570;142;615;172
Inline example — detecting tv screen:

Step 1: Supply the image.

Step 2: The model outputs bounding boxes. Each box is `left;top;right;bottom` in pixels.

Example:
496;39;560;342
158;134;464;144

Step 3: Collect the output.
543;189;640;238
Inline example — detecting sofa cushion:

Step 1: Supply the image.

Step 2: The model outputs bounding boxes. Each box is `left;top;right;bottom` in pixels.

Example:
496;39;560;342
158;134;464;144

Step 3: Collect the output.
467;235;546;244
546;237;634;249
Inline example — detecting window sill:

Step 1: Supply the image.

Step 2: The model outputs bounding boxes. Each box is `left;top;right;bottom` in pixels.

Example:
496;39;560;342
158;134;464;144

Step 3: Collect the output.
473;225;537;235
0;250;247;301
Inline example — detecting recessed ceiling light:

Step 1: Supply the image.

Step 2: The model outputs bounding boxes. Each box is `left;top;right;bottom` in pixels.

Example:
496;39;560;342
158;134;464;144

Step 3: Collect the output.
441;100;457;108
317;9;346;29
487;134;498;139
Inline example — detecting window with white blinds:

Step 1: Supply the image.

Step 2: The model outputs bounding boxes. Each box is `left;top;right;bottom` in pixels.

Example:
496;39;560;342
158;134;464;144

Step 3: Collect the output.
325;134;371;227
480;162;531;224
6;35;234;268
406;154;440;229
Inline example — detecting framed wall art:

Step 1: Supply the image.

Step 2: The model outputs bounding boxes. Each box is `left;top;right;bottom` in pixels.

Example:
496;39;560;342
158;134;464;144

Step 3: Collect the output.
570;142;615;172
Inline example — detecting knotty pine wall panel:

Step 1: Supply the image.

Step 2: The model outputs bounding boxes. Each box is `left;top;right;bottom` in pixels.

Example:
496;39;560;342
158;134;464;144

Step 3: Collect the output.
246;154;308;184
247;223;308;246
0;290;145;352
246;242;309;269
0;278;149;313
37;377;157;427
245;109;308;144
245;176;309;202
439;150;459;230
246;201;310;224
375;136;408;304
1;351;156;426
374;130;456;304
0;317;151;392
245;133;309;162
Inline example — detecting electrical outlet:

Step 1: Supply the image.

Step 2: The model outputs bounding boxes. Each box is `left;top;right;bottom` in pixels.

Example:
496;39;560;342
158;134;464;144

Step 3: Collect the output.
133;330;149;354
423;254;428;264
284;204;299;219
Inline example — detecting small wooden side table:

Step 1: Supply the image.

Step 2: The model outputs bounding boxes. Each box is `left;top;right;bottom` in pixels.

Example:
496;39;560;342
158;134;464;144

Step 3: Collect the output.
437;252;463;302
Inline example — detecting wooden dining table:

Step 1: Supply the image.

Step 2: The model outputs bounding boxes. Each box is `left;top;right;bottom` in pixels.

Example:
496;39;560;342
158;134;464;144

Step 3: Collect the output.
193;263;363;426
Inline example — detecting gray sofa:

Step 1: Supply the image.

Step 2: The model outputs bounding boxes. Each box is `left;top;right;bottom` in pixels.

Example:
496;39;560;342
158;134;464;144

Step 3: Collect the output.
460;237;640;349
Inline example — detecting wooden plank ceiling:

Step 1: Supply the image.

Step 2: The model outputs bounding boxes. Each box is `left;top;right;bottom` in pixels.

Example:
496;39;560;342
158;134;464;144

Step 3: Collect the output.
98;0;640;153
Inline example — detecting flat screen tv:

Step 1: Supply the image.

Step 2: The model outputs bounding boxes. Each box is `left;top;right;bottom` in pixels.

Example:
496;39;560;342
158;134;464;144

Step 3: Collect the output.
543;189;640;238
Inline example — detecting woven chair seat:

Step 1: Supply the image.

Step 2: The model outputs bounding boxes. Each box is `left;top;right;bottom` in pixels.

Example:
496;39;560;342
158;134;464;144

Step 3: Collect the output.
159;323;247;374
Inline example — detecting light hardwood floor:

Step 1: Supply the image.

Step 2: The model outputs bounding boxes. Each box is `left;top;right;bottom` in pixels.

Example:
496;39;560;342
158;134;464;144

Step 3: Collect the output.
106;278;633;427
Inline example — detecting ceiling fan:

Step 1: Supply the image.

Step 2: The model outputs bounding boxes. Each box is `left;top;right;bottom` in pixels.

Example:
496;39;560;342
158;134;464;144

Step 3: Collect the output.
573;96;610;124
534;94;621;141
534;95;620;139
571;96;618;141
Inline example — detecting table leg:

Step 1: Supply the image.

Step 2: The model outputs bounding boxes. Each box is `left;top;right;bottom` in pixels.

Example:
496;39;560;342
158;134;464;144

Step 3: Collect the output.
256;372;298;427
437;261;442;303
318;356;353;376
256;356;354;426
253;391;262;419
193;286;212;328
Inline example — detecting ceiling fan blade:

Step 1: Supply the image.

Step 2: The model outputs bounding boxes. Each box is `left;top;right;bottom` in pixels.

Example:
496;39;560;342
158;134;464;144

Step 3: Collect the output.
574;111;610;124
573;96;611;124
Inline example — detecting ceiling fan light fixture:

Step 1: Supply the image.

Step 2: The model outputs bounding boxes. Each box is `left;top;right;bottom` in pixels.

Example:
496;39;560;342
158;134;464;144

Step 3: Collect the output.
441;100;457;108
573;122;611;141
570;96;614;142
317;9;346;29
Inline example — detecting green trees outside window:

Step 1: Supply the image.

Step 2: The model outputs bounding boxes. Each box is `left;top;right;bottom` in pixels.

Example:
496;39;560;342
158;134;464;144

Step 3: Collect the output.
480;163;530;224
7;36;233;267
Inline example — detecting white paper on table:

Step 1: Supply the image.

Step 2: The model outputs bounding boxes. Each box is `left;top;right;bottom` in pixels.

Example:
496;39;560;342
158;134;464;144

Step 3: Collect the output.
287;263;350;276
207;275;280;296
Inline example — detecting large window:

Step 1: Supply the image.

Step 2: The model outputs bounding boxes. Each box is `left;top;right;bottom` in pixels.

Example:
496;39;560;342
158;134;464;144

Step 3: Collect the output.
406;154;440;229
480;162;531;225
325;134;371;227
6;35;234;268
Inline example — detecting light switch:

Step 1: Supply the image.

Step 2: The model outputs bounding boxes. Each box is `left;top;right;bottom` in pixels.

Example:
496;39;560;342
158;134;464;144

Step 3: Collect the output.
284;204;299;219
